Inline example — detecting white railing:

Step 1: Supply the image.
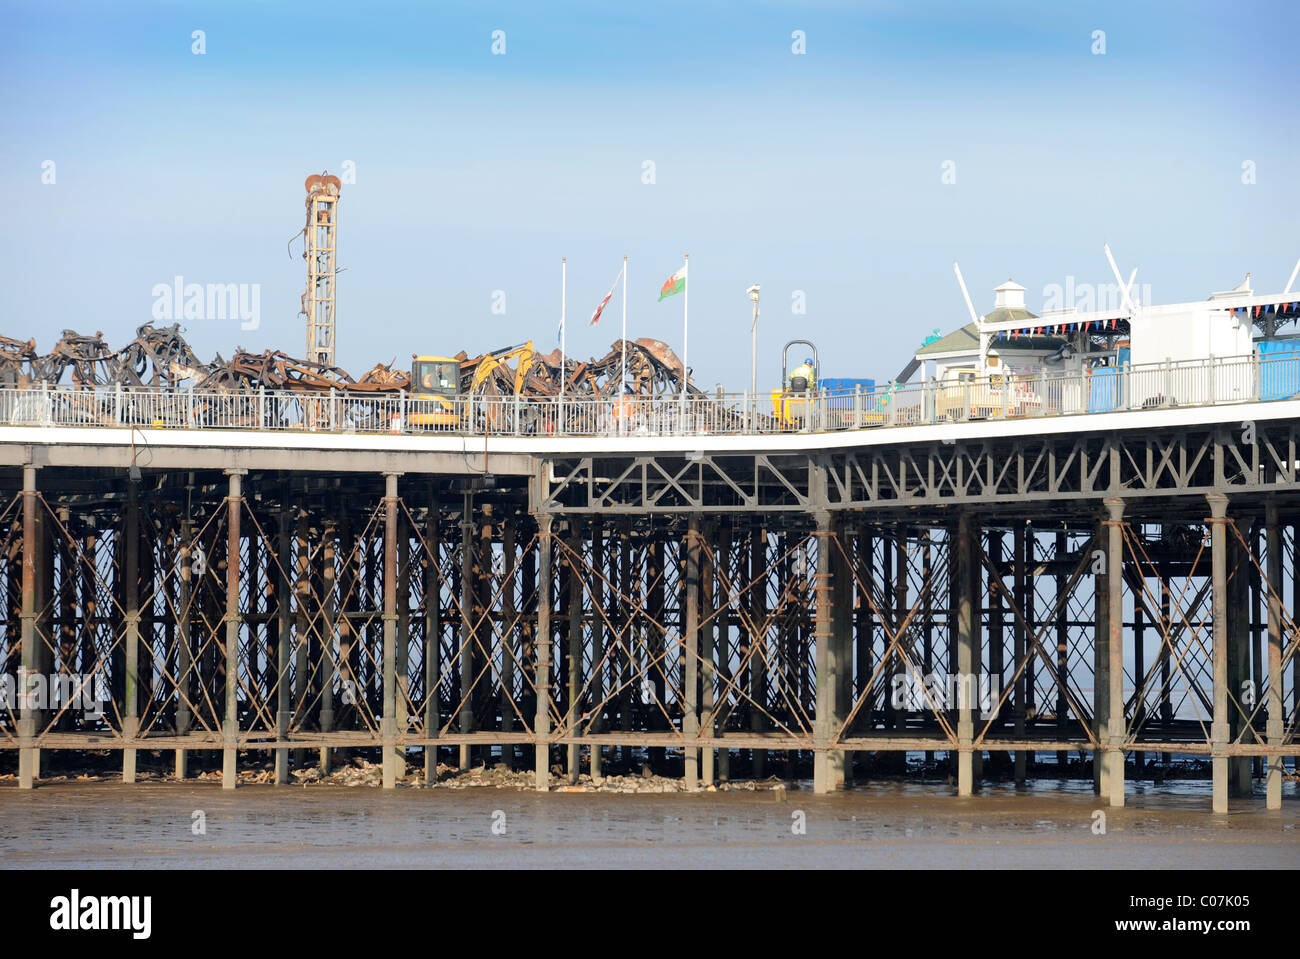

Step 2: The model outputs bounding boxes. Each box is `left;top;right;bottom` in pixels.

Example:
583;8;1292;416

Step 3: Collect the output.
0;350;1296;439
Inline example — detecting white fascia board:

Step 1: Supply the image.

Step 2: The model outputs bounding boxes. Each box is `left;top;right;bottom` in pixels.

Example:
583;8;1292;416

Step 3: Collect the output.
1;397;1298;457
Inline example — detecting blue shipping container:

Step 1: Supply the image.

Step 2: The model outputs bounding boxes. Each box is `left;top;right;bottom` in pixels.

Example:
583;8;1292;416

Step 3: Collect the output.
1258;340;1300;401
821;377;876;410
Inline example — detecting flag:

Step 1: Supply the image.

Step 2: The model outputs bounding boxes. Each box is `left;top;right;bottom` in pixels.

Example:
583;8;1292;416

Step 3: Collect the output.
658;263;686;301
590;265;624;326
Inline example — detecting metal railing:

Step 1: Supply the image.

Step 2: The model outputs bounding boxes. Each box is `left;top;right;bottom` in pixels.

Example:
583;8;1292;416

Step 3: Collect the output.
0;350;1295;439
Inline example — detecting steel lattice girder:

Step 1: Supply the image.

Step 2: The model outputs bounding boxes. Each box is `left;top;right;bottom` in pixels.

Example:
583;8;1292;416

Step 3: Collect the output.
536;422;1300;514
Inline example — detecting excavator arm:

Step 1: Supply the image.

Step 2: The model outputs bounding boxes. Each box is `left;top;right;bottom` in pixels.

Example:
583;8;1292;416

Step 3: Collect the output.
470;340;535;394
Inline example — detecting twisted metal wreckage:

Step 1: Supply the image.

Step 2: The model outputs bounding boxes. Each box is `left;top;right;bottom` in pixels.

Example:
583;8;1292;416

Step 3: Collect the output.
0;323;699;398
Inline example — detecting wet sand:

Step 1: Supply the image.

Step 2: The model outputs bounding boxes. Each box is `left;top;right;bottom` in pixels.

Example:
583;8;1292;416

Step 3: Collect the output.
1;779;1296;869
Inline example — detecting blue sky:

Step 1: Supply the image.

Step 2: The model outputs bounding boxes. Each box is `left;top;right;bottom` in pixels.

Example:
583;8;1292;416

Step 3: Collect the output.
2;0;1296;388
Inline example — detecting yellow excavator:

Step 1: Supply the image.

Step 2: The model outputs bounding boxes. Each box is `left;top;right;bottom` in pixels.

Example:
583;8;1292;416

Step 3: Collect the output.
408;341;536;429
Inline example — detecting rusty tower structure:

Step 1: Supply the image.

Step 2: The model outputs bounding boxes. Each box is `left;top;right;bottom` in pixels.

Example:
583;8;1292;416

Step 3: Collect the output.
301;172;341;368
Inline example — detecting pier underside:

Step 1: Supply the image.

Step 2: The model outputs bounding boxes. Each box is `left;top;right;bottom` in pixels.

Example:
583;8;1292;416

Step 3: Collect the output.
2;419;1298;813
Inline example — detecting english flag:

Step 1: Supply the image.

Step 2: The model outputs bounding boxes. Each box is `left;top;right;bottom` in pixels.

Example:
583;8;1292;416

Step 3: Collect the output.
590;264;625;326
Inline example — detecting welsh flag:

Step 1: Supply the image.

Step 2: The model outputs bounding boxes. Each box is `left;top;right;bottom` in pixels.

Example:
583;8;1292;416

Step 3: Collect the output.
658;263;686;301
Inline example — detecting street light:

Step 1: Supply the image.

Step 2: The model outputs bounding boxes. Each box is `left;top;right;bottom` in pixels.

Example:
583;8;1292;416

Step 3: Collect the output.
747;285;760;426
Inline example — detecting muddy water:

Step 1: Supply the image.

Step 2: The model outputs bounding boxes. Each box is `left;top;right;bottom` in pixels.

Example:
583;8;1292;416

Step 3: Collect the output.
1;779;1296;869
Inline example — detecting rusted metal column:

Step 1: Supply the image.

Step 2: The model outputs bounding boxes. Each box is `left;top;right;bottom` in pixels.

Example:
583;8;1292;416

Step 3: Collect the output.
955;512;975;796
780;535;798;764
500;514;517;770
247;524;262;715
476;503;493;768
55;507;75;737
1231;520;1255;797
1013;523;1027;784
715;520;731;782
223;469;246;790
589;518;604;781
1132;572;1146;776
833;519;853;781
648;532;666;771
319;519;337;773
534;512;553;790
893;526;907;739
274;500;292;784
382;473;401;788
618;518;633;771
883;525;907;774
988;531;1006;772
1104;497;1125;808
396;507;411;771
1265;501;1284;810
17;465;39;789
1225;524;1245;797
1160;578;1173;768
1093;513;1110;798
176;493;194;780
1022;527;1036;766
458;491;475;769
684;515;701;790
565;520;583;783
921;532;934;767
700;519;715;786
813;506;843;794
1250;521;1264;786
293;509;310;771
424;492;441;784
122;478;141;784
1055;530;1068;769
855;525;873;765
343;520;362;766
1207;493;1230;813
749;524;766;778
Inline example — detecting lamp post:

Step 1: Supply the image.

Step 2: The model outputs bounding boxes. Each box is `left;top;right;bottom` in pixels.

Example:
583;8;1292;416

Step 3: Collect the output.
747;284;760;428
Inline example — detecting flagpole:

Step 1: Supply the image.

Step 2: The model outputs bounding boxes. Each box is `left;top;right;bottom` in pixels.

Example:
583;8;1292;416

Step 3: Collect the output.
681;252;689;400
560;256;567;399
621;255;628;390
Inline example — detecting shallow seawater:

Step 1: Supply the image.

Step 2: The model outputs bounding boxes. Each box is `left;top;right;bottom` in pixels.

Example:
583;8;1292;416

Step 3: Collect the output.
1;778;1296;869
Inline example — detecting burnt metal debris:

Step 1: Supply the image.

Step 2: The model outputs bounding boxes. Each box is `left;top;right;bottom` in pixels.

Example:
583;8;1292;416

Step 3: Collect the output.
0;324;698;397
1;324;208;389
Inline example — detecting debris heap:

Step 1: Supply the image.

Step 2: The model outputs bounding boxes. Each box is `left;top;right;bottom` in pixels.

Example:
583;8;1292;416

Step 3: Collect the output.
0;324;699;397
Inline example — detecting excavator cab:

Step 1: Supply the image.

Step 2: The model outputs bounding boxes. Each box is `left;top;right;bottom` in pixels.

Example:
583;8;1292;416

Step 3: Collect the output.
413;356;459;394
409;354;461;428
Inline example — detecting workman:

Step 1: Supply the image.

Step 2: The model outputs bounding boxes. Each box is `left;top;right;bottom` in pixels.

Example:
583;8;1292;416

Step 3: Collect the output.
790;357;816;391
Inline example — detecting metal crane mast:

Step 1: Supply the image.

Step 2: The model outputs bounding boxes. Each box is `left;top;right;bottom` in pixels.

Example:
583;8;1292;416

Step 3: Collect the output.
301;172;342;367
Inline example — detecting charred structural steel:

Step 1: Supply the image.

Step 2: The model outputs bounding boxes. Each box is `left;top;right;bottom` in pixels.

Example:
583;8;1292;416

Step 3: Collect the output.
1;402;1298;814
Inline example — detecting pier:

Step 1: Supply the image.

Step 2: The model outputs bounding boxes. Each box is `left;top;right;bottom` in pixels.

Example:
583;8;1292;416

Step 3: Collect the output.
2;371;1298;814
